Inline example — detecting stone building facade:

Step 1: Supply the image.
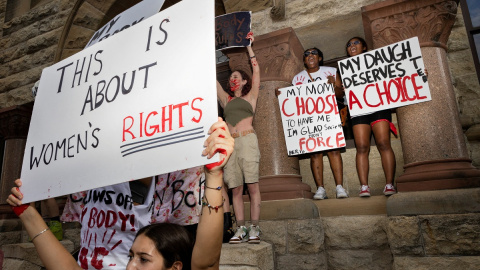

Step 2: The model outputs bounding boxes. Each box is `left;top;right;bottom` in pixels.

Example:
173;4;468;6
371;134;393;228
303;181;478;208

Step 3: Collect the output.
0;0;479;269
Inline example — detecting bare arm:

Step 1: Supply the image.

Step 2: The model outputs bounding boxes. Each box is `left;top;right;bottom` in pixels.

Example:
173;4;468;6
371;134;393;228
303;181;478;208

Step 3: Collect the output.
192;118;234;270
246;32;260;102
7;180;82;270
332;71;345;100
216;80;229;108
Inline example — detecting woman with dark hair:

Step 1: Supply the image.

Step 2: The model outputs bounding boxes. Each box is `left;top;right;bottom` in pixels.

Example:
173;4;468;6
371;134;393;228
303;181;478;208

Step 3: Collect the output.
289;47;347;200
216;32;262;244
343;36;397;197
7;118;234;270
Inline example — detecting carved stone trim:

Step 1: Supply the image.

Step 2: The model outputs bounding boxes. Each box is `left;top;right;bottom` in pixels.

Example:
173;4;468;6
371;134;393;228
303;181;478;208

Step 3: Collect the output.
224;27;305;83
362;0;459;50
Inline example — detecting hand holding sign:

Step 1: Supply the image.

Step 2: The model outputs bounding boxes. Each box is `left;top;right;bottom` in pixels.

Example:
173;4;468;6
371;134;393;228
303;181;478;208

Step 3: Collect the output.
246;31;254;44
20;0;218;203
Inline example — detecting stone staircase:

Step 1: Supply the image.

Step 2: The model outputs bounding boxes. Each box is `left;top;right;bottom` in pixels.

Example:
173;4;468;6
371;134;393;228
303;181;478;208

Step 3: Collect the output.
0;196;389;270
2;191;479;269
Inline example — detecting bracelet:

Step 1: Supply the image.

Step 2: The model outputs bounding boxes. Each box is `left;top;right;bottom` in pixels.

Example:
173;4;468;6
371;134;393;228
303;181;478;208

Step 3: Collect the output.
250;55;256;59
31;228;50;242
205;185;222;191
202;196;225;214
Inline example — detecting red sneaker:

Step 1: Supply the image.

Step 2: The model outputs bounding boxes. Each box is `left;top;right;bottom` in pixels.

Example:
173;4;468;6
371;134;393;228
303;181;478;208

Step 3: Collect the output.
383;184;396;196
359;185;371;197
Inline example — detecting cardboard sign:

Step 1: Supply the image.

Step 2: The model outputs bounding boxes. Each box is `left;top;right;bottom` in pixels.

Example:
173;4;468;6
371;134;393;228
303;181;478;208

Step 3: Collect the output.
277;80;346;156
215;11;251;50
338;37;431;117
20;0;217;203
85;0;165;48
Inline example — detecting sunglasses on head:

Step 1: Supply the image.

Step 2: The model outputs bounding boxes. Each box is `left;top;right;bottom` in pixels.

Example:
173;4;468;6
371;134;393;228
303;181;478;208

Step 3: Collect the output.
347;40;362;47
304;50;319;57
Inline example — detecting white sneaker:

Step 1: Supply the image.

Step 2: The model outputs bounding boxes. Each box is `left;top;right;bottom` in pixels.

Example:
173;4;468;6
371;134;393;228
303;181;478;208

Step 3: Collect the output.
313;186;327;200
229;226;248;244
248;225;261;244
359;185;371;197
336;185;348;198
383;184;396;195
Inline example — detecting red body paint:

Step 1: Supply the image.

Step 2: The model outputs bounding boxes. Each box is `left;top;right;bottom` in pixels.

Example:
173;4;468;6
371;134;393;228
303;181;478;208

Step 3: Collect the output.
11;204;29;217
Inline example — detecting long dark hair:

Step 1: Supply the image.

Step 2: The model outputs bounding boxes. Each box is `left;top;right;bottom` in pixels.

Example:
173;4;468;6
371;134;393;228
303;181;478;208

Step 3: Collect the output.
346;37;368;56
135;223;194;270
303;47;324;68
227;69;252;97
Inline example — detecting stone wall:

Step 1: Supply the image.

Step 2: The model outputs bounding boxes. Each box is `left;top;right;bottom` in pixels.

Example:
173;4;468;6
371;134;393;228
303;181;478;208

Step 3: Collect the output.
448;6;480;168
0;0;74;108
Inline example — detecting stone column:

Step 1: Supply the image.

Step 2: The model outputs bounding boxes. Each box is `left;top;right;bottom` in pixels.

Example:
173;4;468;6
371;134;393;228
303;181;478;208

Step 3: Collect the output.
223;28;313;200
362;0;480;192
0;104;32;217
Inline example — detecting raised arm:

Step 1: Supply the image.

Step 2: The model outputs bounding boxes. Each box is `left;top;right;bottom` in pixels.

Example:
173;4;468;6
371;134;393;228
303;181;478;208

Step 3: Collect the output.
246;32;260;101
192;118;234;270
216;80;229;109
7;180;82;270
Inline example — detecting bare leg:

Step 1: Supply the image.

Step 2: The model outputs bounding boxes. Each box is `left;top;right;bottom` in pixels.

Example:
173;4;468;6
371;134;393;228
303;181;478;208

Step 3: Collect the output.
326;150;343;186
247;183;261;224
372;121;396;185
231;185;245;225
353;124;372;186
44;198;59;218
310;153;324;187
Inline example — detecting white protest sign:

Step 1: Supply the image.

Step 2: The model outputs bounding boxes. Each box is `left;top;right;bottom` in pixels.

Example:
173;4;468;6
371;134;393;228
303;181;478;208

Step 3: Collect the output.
338;37;431;117
85;0;165;48
20;0;217;203
277;80;346;156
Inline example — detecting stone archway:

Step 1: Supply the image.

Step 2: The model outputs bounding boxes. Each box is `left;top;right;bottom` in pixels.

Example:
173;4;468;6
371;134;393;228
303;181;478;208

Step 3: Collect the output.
54;0;226;62
54;0;141;62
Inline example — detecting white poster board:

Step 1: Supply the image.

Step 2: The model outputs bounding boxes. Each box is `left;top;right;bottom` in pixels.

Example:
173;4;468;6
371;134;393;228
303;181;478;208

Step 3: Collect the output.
20;0;217;203
277;80;346;156
338;37;431;117
85;0;166;48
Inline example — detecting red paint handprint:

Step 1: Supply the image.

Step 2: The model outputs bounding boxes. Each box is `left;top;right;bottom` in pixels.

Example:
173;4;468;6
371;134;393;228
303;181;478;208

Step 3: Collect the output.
294;75;306;85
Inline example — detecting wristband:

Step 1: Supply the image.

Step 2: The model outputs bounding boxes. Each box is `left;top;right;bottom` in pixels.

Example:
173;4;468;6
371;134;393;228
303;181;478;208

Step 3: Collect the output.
12;204;29;217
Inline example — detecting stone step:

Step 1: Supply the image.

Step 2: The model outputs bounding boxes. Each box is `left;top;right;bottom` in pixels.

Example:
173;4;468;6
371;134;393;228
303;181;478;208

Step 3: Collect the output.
220;241;274;270
2;240;74;269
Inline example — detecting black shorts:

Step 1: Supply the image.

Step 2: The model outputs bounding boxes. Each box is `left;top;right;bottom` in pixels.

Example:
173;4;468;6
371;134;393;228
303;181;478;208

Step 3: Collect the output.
351;109;392;126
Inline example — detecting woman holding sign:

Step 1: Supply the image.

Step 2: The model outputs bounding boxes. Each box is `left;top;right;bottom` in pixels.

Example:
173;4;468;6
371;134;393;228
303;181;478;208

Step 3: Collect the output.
291;47;348;200
7;118;233;270
216;32;262;244
343;37;397;197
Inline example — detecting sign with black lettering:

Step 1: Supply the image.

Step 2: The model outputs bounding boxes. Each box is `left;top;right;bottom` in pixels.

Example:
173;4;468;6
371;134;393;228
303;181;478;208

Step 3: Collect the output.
85;0;165;48
215;11;251;50
277;80;346;156
20;0;218;203
338;37;431;117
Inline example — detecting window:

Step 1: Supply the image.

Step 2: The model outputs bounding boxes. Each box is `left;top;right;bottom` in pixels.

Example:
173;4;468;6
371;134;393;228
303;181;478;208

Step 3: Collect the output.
5;0;31;22
4;0;49;22
460;0;480;83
